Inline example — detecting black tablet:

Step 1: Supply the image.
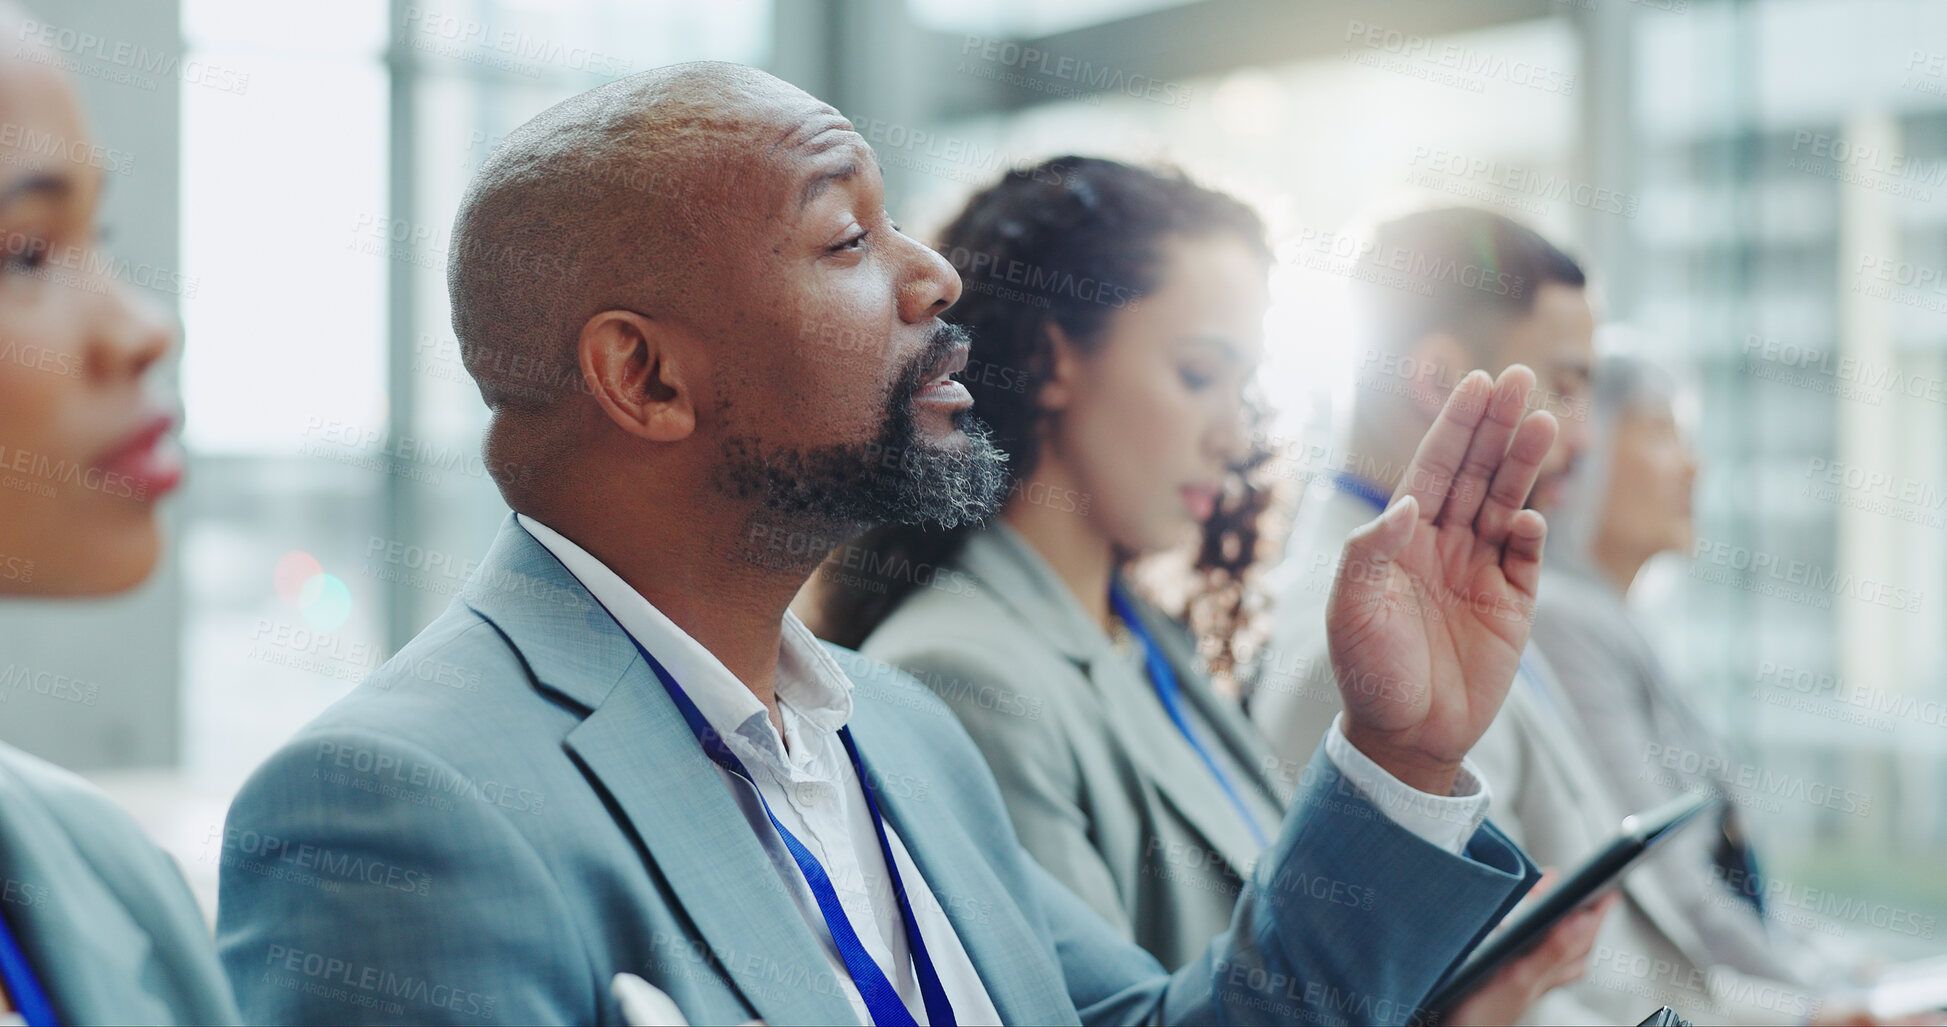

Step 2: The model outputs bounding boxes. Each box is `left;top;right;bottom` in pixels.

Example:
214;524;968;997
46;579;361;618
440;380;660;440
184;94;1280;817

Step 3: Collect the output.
1425;790;1721;1014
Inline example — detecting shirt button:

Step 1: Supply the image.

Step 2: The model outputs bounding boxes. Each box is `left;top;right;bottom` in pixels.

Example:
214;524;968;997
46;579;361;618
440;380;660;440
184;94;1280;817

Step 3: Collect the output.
794;782;821;806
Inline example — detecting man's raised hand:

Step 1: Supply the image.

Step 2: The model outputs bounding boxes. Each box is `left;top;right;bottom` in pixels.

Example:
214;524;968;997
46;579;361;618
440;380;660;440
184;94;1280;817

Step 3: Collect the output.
1325;365;1559;795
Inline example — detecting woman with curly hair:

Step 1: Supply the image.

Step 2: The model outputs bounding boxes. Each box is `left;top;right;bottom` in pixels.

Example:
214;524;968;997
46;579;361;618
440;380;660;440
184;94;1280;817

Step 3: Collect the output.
807;156;1597;1024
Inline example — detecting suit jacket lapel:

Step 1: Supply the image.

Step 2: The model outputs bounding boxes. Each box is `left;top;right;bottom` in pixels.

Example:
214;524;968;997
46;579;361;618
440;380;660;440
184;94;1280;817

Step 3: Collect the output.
464;515;860;1026
563;682;861;1026
845;698;1077;1027
1125;597;1291;809
957;524;1268;879
1087;651;1267;879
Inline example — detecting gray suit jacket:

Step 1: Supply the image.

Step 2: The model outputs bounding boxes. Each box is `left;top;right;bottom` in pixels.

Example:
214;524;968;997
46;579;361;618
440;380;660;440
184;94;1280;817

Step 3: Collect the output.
862;521;1299;970
219;514;1537;1026
0;743;239;1025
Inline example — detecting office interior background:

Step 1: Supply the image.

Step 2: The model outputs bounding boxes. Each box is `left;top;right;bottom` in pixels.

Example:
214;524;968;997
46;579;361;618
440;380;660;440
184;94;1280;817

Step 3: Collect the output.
9;0;1947;949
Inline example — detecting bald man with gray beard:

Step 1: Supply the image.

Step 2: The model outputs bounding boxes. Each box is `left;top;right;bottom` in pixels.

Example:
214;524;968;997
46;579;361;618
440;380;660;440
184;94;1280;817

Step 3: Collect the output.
217;62;1563;1026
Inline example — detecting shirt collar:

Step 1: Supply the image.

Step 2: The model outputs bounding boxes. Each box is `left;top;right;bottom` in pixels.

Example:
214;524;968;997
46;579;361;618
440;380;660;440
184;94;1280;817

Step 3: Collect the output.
514;514;854;765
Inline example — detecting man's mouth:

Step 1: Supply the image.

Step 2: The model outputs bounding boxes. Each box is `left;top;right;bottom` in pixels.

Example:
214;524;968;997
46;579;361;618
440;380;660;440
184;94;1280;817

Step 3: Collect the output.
913;343;972;408
919;343;968;388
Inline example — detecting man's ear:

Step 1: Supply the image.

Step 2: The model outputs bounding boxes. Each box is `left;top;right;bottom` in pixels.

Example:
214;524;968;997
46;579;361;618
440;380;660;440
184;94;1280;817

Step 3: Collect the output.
578;310;696;442
1038;321;1084;413
1404;331;1472;422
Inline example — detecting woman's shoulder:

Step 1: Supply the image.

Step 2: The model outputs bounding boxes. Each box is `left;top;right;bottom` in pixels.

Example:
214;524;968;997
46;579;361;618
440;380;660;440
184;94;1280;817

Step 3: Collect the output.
865;582;1075;690
0;744;196;912
0;743;145;837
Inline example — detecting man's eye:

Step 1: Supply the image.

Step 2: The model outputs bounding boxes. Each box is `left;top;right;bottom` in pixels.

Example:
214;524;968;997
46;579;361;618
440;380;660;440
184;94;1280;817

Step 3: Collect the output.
831;230;868;253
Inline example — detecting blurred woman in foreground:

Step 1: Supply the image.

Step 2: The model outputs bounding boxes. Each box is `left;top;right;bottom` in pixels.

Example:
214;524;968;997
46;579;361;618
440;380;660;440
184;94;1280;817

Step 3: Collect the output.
0;10;238;1023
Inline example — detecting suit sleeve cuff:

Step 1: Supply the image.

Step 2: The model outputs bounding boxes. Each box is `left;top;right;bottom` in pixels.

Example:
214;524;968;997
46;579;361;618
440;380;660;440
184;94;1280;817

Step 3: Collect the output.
1324;712;1492;855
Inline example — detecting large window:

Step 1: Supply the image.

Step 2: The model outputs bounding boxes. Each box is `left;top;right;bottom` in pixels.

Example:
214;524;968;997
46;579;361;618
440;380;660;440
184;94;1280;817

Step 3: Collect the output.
1625;0;1947;951
168;0;769;906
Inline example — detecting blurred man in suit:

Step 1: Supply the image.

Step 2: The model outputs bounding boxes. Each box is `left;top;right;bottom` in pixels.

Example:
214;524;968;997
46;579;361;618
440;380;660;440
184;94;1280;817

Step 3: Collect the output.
219;65;1561;1025
1250;208;1836;1024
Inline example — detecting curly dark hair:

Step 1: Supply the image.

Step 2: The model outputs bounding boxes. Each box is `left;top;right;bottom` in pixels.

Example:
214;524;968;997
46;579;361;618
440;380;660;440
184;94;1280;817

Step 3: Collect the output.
811;155;1277;674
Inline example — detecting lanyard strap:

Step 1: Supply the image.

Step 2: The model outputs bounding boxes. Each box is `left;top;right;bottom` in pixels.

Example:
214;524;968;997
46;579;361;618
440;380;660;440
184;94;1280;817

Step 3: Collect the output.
619;629;955;1027
1109;583;1271;850
0;905;56;1027
1330;471;1393;514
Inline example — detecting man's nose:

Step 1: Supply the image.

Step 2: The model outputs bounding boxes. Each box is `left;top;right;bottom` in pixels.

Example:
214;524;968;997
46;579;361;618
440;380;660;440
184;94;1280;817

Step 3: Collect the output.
898;238;961;324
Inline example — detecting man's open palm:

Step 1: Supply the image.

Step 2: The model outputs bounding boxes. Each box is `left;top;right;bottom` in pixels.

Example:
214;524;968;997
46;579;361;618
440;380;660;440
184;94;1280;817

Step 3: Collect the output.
1326;366;1559;794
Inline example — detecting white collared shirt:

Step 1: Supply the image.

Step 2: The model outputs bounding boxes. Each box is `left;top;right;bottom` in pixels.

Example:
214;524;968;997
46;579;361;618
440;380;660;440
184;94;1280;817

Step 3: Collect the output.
518;515;1001;1026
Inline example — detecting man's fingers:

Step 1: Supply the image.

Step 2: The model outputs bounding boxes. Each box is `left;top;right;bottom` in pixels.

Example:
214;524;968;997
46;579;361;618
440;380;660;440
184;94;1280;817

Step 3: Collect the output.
1473;409;1559;549
1398;369;1493;526
1438;366;1535;530
1501;509;1548;598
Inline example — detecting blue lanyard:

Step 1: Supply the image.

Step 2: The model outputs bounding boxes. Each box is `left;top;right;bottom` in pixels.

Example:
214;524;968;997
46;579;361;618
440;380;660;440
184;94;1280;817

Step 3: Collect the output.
1109;583;1270;850
611;622;955;1027
1331;471;1393;514
0;904;56;1026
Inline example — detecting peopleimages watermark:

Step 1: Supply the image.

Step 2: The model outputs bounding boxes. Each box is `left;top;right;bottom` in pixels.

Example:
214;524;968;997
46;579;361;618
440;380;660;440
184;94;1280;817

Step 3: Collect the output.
1752;661;1947;731
0;121;134;176
1405;145;1638;219
957;35;1194;110
1587;941;1819;1021
1738;334;1947;408
847;115;1080;190
0;442;150;502
363;536;593;615
348;213;580;283
1342;20;1575;96
943;246;1140;311
413;332;592;405
0;337;82;380
1354;346;1590;422
0;228;197;298
298;417;536;490
741;518;984;596
794;316;1030;396
13;20;250;95
259;944;497;1021
1709;865;1936;941
0;662;99;706
1801;456;1946;530
1906;48;1947;99
1639;741;1873;817
0;551;31;586
401;7;634;79
1283;223;1531;306
1690;536;1923;614
1784;131;1947;202
206;823;432;898
314;740;546;816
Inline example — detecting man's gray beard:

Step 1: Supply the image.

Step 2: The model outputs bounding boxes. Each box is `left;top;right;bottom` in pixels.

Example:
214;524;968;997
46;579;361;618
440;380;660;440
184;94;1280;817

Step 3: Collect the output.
716;411;1008;575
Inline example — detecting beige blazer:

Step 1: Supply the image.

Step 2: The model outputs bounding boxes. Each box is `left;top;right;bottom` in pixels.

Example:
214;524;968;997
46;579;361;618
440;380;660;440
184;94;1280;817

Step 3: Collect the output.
1250;485;1822;1025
